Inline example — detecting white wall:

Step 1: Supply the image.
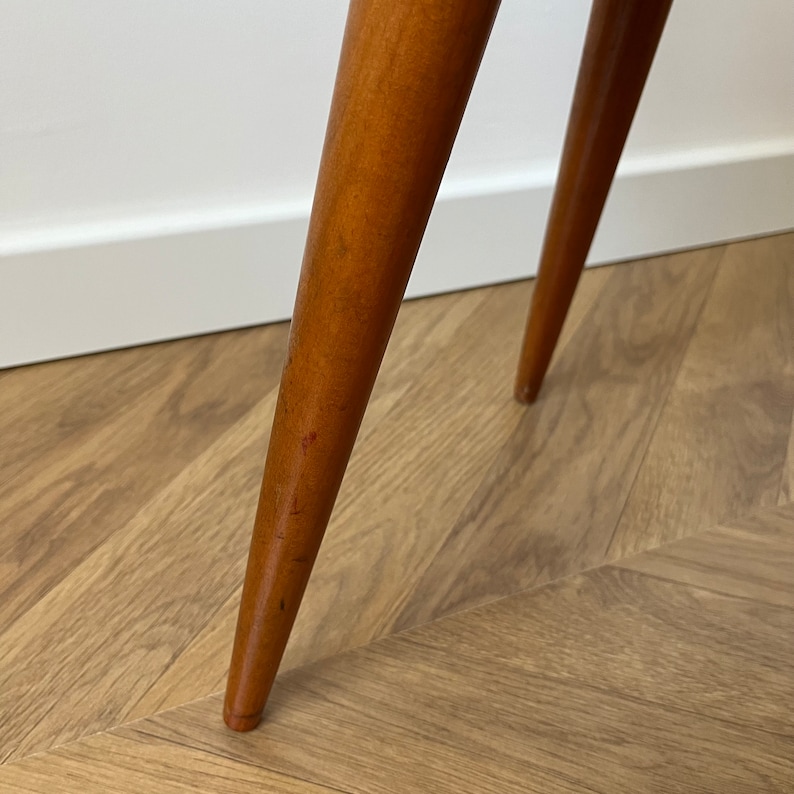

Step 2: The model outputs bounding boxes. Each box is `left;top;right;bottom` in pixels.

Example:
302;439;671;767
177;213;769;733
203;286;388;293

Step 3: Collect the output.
2;0;793;366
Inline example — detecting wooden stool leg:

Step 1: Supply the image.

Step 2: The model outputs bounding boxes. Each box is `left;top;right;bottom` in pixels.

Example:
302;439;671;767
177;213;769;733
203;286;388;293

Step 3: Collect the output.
514;0;673;404
224;0;500;732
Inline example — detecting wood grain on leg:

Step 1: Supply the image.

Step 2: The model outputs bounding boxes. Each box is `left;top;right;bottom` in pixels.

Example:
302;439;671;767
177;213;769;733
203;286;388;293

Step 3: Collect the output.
224;0;501;731
514;0;673;403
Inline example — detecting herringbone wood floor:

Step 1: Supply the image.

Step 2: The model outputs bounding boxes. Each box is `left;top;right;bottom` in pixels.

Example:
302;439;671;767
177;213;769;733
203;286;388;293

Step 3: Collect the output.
1;232;792;792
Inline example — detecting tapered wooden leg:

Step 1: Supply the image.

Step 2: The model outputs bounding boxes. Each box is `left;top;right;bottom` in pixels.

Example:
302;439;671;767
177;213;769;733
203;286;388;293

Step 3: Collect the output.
224;0;500;732
514;0;673;404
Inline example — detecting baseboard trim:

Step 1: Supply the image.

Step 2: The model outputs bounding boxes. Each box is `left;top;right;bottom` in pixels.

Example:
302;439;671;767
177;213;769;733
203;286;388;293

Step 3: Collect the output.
2;144;793;368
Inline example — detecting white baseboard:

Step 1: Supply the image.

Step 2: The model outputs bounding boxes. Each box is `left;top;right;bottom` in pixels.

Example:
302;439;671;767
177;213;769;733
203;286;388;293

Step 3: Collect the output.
2;142;793;369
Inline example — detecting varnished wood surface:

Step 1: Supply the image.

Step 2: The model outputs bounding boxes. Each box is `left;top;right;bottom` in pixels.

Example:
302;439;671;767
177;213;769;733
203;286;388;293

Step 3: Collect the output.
515;0;673;402
0;233;792;787
225;0;502;730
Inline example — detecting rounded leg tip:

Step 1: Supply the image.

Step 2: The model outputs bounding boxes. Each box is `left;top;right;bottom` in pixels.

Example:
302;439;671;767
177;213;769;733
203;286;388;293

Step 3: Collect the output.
223;707;263;732
514;382;540;405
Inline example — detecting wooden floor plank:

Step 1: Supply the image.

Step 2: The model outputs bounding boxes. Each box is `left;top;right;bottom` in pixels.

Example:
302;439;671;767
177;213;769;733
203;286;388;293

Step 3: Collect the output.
615;502;794;607
117;522;794;794
0;397;276;763
0;324;289;630
609;233;794;560
357;288;490;442
780;413;794;504
394;246;721;628
126;586;241;721
0;732;341;794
